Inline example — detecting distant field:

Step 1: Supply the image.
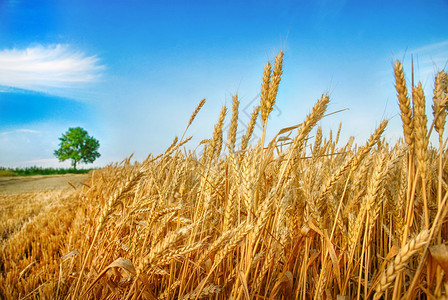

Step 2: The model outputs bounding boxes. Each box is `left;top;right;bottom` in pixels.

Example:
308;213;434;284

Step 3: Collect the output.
0;174;88;240
0;174;89;298
0;174;88;194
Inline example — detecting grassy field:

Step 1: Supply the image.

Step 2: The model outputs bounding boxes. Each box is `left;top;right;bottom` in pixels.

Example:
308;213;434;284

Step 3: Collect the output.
1;53;448;299
0;166;93;177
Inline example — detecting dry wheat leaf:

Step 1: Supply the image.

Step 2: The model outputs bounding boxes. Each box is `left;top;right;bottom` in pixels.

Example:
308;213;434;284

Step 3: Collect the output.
429;244;448;274
308;220;324;237
277;124;301;136
324;230;342;290
278;136;291;142
19;261;35;279
67;181;77;190
61;250;79;261
108;257;137;276
237;270;250;300
82;257;136;296
271;271;294;297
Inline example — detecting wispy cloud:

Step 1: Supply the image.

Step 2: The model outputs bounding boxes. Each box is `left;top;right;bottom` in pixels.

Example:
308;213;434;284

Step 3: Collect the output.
0;129;40;136
0;44;104;93
377;40;448;94
20;158;68;167
410;40;448;57
407;40;448;87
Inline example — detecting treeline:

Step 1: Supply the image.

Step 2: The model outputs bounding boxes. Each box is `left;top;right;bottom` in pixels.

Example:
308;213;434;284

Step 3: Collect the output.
0;166;93;176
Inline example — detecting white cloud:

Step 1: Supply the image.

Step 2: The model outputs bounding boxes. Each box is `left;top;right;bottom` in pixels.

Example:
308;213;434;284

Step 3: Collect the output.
0;44;104;93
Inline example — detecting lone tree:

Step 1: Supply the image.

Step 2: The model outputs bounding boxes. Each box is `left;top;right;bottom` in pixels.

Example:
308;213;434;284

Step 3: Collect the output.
54;127;100;169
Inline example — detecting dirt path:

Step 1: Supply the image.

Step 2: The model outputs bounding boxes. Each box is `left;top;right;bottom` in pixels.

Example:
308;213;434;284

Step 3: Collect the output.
0;174;89;194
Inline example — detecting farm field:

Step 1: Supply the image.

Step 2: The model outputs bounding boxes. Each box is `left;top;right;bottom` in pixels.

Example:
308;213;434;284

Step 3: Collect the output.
0;174;88;240
0;174;88;298
0;174;88;194
1;53;448;299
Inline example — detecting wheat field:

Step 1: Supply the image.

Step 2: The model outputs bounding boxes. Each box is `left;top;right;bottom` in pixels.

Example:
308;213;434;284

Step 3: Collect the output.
1;52;448;299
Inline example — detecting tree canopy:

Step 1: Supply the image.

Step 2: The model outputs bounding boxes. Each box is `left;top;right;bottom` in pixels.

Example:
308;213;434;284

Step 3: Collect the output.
54;127;100;169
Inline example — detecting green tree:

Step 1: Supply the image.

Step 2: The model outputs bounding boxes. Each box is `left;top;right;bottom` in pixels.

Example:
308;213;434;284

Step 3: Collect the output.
54;127;100;169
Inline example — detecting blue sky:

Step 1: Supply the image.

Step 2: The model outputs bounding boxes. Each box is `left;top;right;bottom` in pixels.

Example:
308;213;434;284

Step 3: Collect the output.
1;0;448;168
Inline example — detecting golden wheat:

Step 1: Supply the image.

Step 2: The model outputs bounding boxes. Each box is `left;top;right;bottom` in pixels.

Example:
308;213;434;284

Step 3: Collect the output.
1;55;447;300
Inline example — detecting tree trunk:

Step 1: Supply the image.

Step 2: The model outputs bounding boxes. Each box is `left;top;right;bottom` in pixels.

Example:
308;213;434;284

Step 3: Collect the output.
73;160;77;170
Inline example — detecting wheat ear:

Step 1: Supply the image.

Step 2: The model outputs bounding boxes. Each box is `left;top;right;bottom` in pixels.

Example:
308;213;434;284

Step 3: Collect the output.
260;61;272;126
351;120;388;170
182;284;221;300
294;94;329;149
275;94;330;190
313;126;323;155
373;229;429;300
228;94;239;151
188;98;206;127
214;223;253;266
394;60;414;149
196;227;234;267
267;51;284;113
432;71;448;137
413;83;428;179
179;98;206;144
241;106;260;152
433;71;448;210
138;222;195;273
207;106;227;161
